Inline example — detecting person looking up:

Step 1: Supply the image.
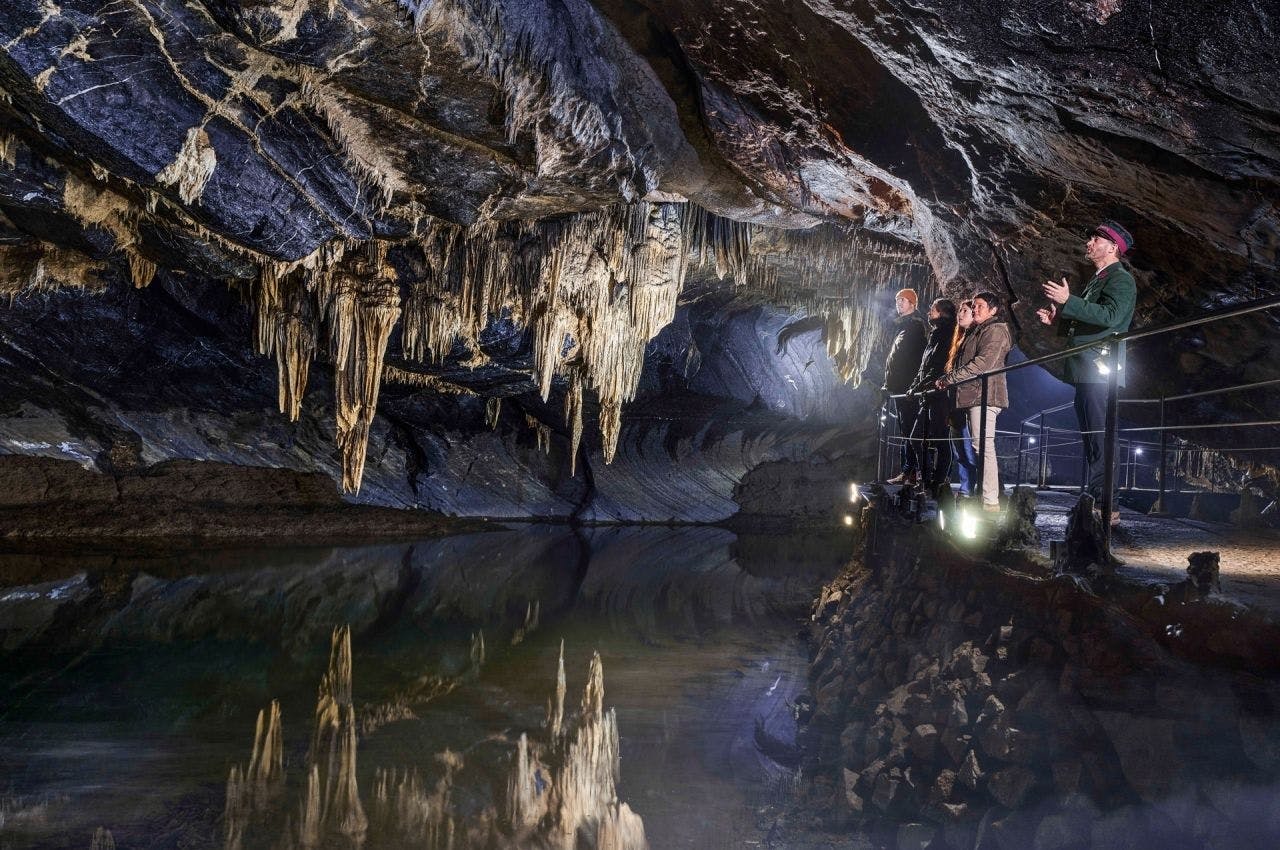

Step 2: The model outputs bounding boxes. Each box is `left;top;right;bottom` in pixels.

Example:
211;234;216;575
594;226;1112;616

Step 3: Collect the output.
946;300;978;498
907;298;957;497
881;288;927;485
936;292;1012;511
1037;220;1137;525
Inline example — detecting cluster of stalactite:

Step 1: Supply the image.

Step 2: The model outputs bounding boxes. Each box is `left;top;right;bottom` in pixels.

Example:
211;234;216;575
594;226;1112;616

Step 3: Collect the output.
1;9;939;489
242;201;697;491
223;626;365;850
5;116;925;492
505;643;648;850
741;227;934;384
219;630;645;849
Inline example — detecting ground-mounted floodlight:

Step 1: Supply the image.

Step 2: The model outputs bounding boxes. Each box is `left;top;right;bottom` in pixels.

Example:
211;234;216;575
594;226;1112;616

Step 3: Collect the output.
843;514;855;527
850;482;860;503
959;509;978;540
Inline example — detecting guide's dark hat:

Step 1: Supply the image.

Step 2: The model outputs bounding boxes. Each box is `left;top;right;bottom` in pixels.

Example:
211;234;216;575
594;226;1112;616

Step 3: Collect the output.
1094;220;1133;255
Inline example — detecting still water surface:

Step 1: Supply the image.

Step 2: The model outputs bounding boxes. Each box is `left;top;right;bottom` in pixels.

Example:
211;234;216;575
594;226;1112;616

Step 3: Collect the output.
0;525;850;849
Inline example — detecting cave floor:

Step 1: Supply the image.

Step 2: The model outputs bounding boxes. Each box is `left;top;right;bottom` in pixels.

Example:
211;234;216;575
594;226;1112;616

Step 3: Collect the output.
1032;490;1280;616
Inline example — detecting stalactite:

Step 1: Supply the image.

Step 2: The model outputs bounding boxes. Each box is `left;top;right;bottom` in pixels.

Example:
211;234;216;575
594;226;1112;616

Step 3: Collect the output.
306;625;367;844
547;639;566;740
511;600;540;645
297;68;406;208
551;652;645;850
156;126;217;205
63;172;140;254
0;132;15;167
506;733;550;835
224;699;285;850
525;413;552;455
126;250;156;289
564;371;584;476
298;765;322;848
247;700;284;786
469;630;486;669
1;244;107;299
485;396;502;430
372;758;464;850
330;262;401;493
382;365;476;395
89;827;115;850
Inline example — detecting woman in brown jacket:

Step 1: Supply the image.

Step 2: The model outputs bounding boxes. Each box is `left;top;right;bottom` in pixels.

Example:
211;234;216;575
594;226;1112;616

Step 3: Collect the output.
936;292;1012;511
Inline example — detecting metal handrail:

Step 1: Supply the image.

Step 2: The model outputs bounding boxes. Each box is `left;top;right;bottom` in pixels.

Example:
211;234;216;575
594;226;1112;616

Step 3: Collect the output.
951;293;1280;386
878;291;1280;550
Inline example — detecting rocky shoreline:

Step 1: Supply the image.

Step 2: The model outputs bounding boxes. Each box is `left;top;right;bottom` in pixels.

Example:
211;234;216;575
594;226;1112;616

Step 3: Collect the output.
792;494;1280;849
0;455;483;551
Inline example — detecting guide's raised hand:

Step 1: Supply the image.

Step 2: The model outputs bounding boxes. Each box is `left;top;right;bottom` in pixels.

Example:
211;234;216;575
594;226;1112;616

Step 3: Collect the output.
1036;304;1057;325
1042;277;1071;306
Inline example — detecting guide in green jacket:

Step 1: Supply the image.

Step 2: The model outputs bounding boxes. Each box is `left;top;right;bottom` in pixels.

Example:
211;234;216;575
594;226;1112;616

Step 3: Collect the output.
1038;220;1138;521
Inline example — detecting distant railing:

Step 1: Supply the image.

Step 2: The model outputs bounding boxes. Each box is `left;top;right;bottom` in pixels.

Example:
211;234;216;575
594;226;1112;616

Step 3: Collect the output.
877;292;1280;551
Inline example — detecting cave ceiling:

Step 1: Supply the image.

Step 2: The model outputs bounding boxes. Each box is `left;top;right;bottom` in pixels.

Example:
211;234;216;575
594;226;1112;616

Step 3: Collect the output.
1;0;1277;494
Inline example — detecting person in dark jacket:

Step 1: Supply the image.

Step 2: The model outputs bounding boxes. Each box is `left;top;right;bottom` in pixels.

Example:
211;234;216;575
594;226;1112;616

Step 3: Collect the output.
881;288;928;484
907;299;957;495
1038;220;1137;523
936;292;1012;511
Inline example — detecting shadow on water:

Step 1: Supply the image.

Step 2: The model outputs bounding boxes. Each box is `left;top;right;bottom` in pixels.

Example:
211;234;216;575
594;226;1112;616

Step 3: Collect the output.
0;525;854;849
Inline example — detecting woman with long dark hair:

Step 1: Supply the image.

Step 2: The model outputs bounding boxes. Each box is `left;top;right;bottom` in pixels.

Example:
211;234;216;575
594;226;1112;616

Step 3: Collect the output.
907;298;957;496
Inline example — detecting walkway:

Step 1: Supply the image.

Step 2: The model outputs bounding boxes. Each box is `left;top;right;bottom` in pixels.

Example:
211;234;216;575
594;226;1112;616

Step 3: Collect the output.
1033;490;1280;617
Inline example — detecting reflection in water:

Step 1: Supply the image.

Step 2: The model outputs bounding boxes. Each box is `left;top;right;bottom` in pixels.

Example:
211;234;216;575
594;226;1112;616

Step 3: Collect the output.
0;525;839;849
223;632;647;850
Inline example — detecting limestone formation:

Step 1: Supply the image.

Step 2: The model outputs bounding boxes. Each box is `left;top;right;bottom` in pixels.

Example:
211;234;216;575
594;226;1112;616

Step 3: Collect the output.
501;645;648;850
305;625;368;844
1;0;1276;523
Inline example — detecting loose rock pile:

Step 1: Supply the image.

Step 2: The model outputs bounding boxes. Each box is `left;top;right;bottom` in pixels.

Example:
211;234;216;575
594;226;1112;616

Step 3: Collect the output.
797;508;1280;849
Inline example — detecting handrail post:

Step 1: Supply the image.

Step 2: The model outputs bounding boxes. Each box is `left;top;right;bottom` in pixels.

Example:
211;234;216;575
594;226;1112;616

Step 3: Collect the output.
1102;341;1120;552
876;399;886;483
978;375;990;506
1153;397;1169;515
1016;420;1028;486
1037;415;1048;489
1126;440;1134;491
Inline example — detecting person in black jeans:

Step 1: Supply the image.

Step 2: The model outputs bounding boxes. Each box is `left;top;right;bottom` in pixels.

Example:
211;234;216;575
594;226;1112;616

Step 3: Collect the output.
907;299;957;497
881;288;927;484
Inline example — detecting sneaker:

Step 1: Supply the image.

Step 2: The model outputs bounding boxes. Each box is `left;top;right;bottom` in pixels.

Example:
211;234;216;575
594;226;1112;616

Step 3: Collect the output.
982;503;1001;513
886;473;908;485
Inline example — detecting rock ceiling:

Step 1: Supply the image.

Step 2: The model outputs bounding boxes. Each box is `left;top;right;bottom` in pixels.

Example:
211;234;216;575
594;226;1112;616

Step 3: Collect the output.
1;0;1277;492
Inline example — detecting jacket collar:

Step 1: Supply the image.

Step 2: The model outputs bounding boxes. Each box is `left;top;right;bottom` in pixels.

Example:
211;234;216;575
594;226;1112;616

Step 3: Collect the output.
1091;260;1121;280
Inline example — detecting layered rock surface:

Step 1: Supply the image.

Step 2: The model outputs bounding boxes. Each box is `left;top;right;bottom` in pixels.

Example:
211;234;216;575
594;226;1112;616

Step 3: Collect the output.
1;0;1276;508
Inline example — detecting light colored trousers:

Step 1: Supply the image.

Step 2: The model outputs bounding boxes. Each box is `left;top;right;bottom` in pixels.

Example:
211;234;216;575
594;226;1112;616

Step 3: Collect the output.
967;406;1002;506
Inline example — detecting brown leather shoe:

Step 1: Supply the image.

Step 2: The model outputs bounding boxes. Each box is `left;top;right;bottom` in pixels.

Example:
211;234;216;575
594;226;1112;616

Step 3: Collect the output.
886;473;908;485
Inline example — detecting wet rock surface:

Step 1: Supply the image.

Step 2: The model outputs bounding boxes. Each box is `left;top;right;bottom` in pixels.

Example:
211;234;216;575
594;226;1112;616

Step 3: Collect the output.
794;500;1280;848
